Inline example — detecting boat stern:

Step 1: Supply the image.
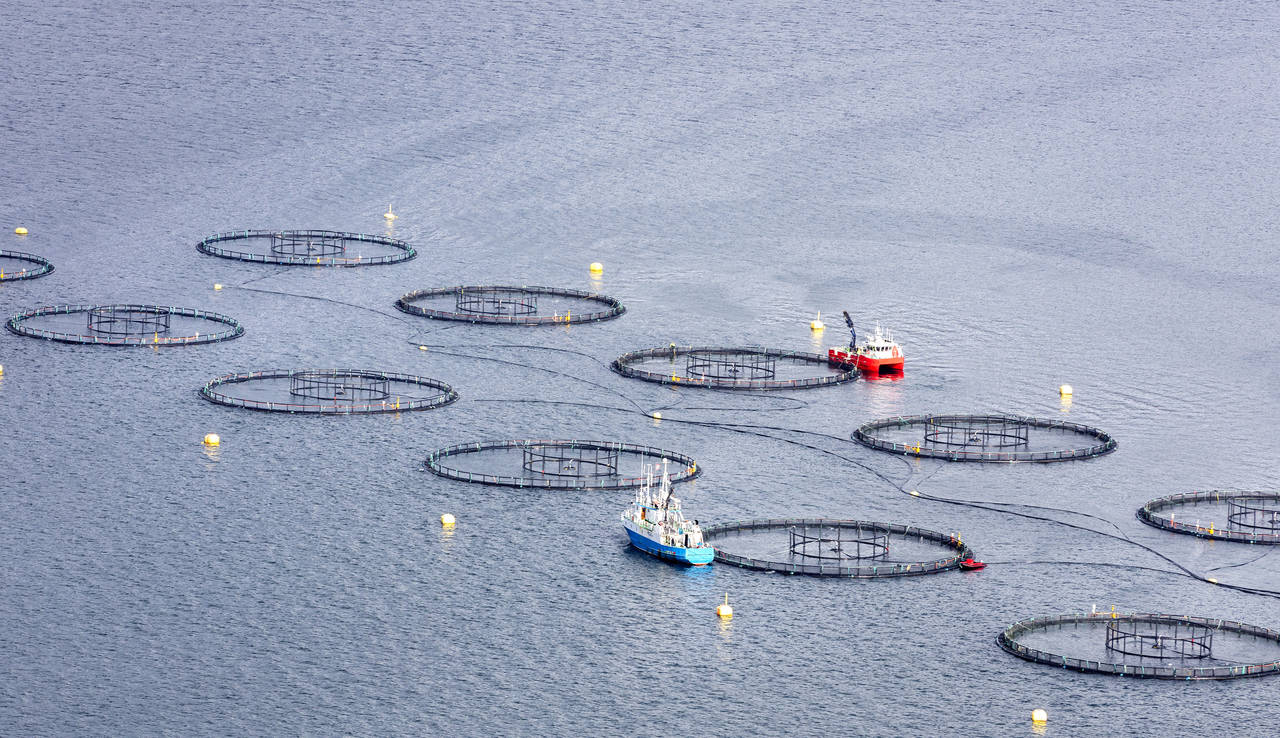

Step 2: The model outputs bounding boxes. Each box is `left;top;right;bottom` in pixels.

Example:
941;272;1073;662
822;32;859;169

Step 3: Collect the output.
828;347;855;367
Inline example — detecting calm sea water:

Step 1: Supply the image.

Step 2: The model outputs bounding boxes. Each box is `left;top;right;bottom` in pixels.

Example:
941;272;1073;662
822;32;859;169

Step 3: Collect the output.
3;1;1279;735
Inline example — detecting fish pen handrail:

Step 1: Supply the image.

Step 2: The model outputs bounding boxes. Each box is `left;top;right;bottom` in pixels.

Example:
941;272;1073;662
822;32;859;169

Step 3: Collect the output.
1104;617;1212;659
197;229;416;266
0;249;55;281
701;518;971;578
997;612;1280;680
289;370;391;402
424;439;701;489
853;414;1117;462
87;305;172;336
1137;490;1280;544
924;415;1030;449
789;522;890;561
522;443;620;478
455;289;540;316
1227;497;1280;531
395;285;626;325
612;345;857;390
686;349;778;380
7;304;245;345
200;369;459;414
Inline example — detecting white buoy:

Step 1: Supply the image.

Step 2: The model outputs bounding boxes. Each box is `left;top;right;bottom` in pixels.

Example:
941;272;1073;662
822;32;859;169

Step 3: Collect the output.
1059;384;1073;397
1031;709;1048;724
384;204;397;221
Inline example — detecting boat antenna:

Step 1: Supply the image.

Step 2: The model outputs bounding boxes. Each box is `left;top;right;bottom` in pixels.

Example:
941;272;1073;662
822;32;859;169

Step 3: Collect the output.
842;310;856;347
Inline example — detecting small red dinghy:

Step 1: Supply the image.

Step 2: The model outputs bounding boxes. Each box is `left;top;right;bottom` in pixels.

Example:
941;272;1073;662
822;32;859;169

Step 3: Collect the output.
959;558;986;571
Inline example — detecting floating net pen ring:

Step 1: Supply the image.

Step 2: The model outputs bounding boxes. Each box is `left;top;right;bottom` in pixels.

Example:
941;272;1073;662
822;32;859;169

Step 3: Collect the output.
7;304;244;346
200;369;458;414
1137;490;1280;544
0;250;55;282
424;440;699;489
998;612;1280;680
853;414;1116;462
701;518;972;578
612;346;857;390
197;229;416;266
396;285;625;325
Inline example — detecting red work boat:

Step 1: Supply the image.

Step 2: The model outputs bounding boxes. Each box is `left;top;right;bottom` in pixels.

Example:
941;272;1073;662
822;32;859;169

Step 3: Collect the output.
959;558;986;571
828;311;904;373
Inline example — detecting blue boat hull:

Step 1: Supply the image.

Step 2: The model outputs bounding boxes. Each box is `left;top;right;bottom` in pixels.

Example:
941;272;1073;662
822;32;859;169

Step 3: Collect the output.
625;527;715;566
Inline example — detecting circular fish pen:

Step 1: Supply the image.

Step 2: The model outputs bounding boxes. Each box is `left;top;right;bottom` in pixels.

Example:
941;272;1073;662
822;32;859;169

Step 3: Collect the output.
395;285;625;325
612;346;856;390
424;440;700;489
998;612;1280;680
1137;490;1280;545
196;229;416;266
200;369;458;414
0;250;54;282
701;519;971;577
7;304;244;346
854;414;1116;462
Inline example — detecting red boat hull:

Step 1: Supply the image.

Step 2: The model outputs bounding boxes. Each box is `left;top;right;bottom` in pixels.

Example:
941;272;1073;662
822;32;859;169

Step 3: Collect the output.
828;348;904;372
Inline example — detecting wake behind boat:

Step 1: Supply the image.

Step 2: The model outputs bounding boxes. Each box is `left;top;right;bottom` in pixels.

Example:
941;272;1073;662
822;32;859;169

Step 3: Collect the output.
621;461;714;566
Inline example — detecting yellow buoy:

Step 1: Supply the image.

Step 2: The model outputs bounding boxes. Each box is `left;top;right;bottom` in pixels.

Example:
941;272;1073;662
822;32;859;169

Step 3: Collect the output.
383;204;397;221
14;226;28;235
203;433;221;446
1059;384;1073;397
1206;577;1219;584
213;283;223;291
810;311;825;331
589;262;603;274
716;593;733;619
651;411;662;420
418;345;428;351
909;489;919;497
0;364;5;375
1031;709;1048;724
440;513;456;527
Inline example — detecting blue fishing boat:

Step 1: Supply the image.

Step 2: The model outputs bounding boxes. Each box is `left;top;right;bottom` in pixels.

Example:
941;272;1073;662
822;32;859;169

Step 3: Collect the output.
621;461;714;566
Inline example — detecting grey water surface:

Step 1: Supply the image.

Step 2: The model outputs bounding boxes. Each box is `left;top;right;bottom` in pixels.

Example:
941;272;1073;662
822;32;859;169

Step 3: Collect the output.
2;1;1279;735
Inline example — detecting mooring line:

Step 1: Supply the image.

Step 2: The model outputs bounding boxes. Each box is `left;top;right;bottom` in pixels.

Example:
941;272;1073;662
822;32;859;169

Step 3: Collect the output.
212;280;1280;600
